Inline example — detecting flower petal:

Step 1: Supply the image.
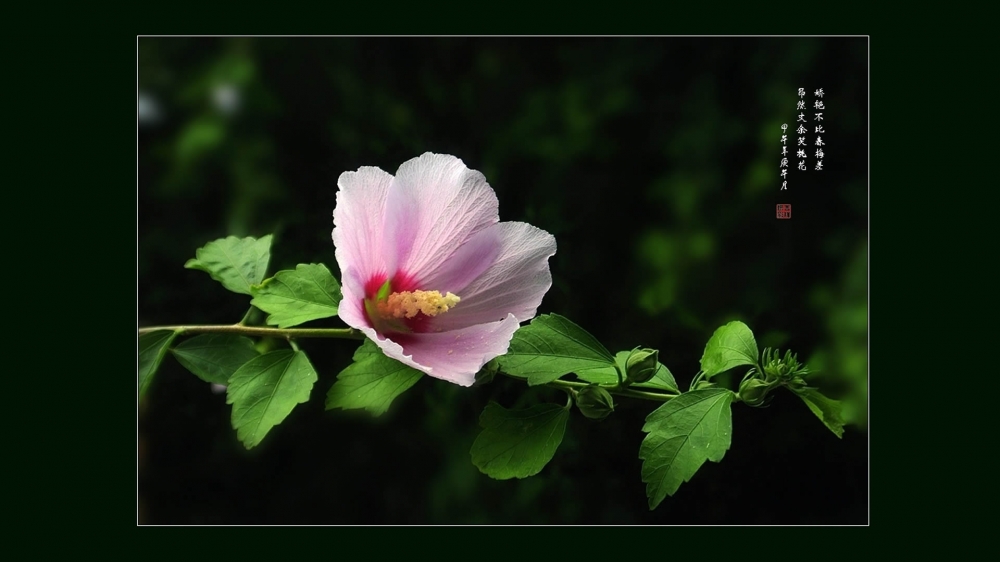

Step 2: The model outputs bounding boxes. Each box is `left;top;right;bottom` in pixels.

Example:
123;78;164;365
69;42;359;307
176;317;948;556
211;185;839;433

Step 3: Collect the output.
333;166;394;284
417;223;502;295
366;314;521;387
428;222;556;332
337;266;371;331
381;153;499;282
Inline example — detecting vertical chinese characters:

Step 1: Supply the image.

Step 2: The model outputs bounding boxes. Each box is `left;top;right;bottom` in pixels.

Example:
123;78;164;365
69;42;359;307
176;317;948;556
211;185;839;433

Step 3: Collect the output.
797;87;808;173
780;123;788;190
788;86;827;179
814;88;825;170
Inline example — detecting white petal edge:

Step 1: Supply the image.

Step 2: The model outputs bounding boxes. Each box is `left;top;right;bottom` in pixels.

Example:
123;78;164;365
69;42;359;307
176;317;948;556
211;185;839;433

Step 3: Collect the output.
337;267;370;333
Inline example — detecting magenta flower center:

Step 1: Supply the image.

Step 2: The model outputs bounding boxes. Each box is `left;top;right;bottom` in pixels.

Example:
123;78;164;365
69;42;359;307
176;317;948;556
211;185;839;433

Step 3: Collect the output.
362;273;460;335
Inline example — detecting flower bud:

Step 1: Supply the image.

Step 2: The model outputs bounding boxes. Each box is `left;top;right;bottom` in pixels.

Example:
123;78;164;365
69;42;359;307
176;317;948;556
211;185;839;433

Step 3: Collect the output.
739;378;771;406
625;348;659;384
576;386;615;420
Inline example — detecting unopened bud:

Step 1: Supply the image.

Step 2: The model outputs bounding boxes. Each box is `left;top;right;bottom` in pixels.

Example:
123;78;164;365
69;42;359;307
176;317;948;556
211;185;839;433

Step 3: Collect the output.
739;378;771;406
625;348;659;384
576;386;615;420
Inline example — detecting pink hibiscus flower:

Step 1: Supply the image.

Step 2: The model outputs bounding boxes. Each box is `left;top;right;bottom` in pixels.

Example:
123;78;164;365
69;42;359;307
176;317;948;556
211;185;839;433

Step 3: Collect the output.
333;153;557;387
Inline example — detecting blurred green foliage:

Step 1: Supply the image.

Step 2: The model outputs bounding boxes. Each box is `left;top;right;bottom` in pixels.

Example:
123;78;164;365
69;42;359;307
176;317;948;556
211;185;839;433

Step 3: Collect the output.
138;37;867;524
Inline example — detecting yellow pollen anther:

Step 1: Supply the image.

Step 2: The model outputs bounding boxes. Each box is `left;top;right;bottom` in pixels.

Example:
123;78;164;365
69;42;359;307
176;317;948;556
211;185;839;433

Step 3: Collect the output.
376;290;460;319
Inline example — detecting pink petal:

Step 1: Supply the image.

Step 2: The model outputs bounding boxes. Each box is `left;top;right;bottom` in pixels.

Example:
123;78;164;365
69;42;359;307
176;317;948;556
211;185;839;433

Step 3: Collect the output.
333;166;394;284
333;154;556;388
381;153;499;282
417;223;502;295
428;222;557;332
365;314;521;387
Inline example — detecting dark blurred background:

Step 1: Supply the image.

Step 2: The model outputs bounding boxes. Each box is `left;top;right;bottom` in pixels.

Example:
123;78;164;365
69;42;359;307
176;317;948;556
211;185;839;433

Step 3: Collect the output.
137;37;867;524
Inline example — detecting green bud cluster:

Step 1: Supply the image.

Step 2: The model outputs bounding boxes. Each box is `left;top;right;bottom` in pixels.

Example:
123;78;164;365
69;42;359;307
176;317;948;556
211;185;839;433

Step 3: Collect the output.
738;348;813;406
761;348;810;383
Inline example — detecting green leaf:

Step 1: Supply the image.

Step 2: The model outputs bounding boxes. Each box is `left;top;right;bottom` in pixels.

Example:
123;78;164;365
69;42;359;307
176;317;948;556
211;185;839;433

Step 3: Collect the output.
573;365;620;385
250;263;342;328
576;351;679;392
639;388;734;509
172;334;259;385
227;349;317;449
325;340;423;416
700;321;759;379
138;330;180;397
793;387;845;438
185;235;273;295
636;363;679;392
470;402;570;480
496;314;615;386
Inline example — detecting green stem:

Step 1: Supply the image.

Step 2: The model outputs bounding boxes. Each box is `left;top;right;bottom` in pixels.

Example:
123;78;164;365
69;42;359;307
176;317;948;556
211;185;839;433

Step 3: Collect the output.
137;324;365;340
237;306;258;326
502;374;678;403
137;324;678;404
689;370;706;391
561;389;575;409
615;388;680;402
